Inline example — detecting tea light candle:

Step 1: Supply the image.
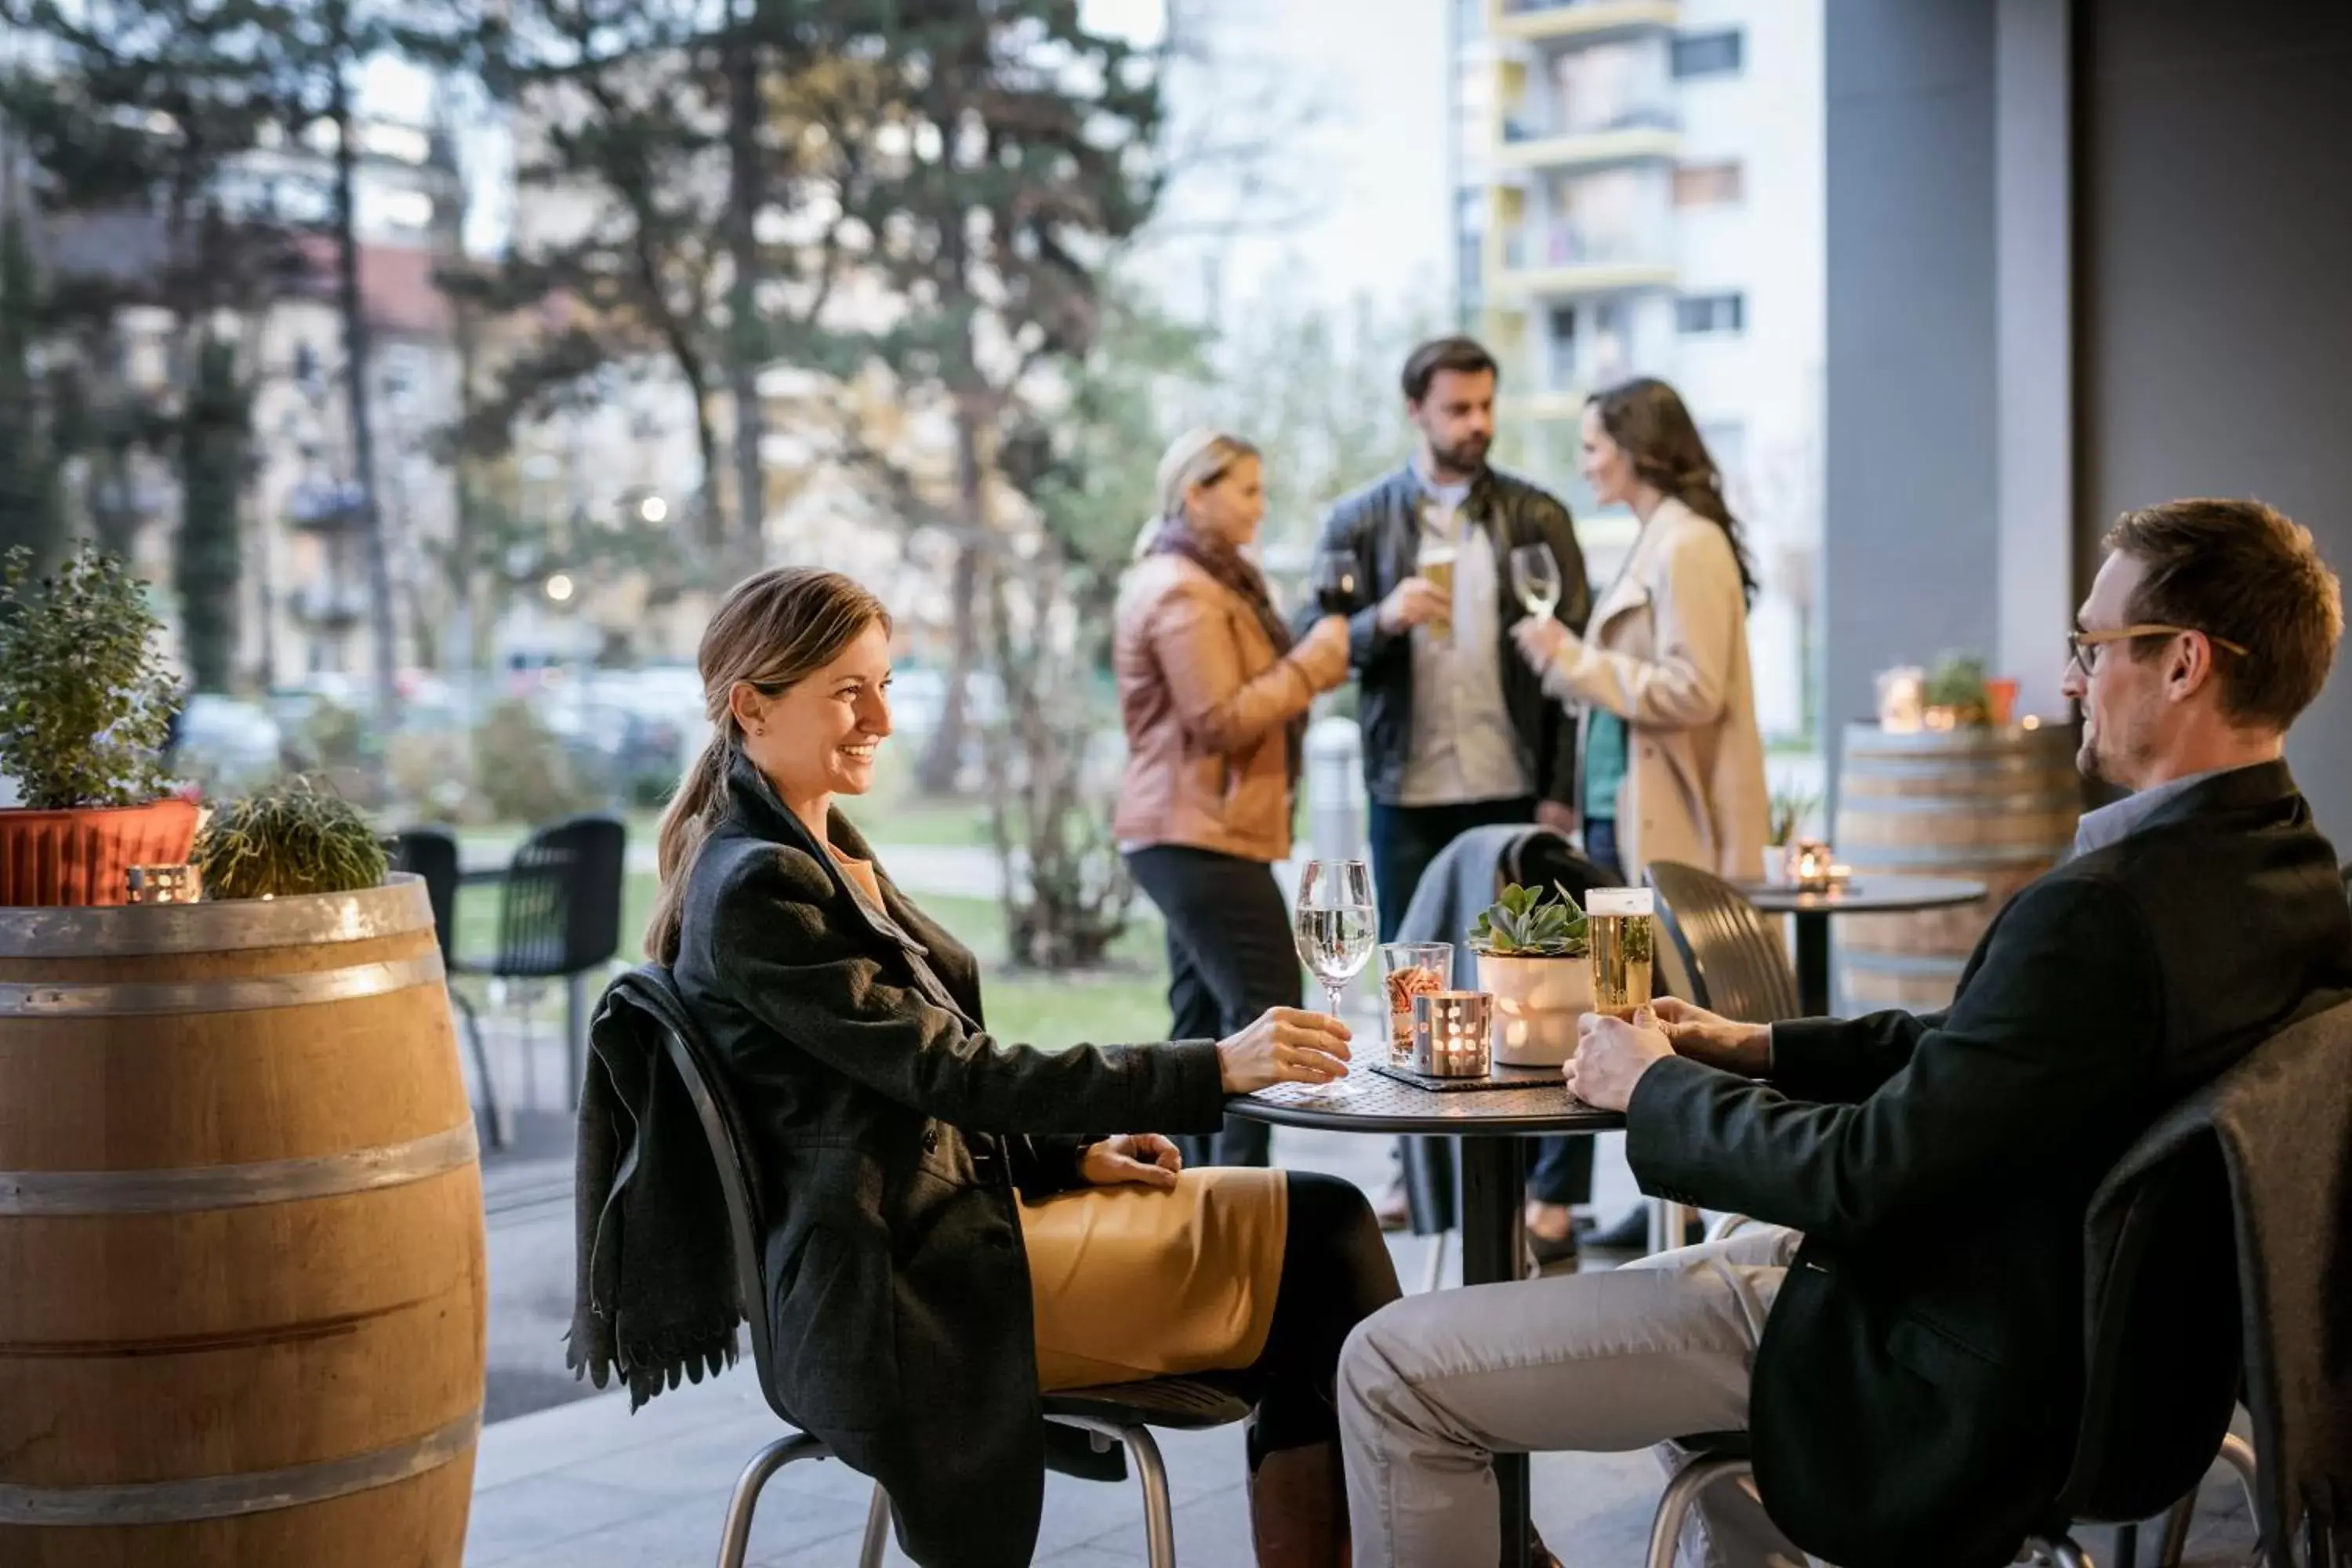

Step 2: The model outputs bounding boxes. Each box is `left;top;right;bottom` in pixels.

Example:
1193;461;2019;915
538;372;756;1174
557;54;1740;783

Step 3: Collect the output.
1784;838;1833;889
125;864;201;905
1411;991;1494;1077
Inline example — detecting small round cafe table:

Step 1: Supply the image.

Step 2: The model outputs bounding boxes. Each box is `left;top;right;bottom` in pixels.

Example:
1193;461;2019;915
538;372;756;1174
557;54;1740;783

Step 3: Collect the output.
1733;873;1987;1018
1229;1069;1622;1568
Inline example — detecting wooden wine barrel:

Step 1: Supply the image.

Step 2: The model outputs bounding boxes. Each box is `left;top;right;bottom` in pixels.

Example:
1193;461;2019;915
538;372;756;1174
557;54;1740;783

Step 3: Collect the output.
0;876;485;1568
1834;721;2082;1011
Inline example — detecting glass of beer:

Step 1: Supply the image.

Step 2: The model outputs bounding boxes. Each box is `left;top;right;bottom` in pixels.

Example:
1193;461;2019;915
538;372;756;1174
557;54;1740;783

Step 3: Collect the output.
1586;887;1656;1013
1417;537;1457;648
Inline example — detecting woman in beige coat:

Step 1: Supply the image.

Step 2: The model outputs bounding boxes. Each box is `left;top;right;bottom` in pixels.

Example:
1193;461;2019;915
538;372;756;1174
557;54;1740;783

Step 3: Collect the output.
1114;429;1352;1167
1512;377;1768;884
1512;378;1768;1254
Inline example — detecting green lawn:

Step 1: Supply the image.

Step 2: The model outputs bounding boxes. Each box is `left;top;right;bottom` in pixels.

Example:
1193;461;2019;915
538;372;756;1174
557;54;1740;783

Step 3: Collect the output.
452;872;1174;1047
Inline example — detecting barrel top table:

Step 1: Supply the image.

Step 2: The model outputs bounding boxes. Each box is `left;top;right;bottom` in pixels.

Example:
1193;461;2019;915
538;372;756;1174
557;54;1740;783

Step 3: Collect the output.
1229;1073;1622;1568
0;875;485;1568
1731;874;1987;1015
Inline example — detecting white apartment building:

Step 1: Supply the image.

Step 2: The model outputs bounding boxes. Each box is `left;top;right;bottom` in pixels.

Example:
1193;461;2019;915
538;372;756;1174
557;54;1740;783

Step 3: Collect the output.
1452;0;1824;739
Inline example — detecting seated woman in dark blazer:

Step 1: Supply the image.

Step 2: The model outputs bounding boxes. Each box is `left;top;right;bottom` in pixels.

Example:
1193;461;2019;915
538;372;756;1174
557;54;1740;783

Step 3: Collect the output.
651;565;1401;1568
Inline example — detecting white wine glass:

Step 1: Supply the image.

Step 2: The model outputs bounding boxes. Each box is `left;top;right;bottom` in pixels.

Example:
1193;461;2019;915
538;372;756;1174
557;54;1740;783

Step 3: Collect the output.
1510;543;1563;619
1294;858;1377;1033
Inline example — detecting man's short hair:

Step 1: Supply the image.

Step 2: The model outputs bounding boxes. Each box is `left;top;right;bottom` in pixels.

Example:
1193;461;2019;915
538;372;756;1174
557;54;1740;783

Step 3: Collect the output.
2103;498;2343;731
1401;336;1500;405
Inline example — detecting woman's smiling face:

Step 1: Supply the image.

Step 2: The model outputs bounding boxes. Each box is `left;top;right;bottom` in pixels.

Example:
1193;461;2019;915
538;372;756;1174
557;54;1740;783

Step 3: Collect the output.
730;619;894;804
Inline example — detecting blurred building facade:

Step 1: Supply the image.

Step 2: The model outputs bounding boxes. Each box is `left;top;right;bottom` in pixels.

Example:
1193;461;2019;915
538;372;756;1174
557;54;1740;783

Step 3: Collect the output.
1450;0;1824;740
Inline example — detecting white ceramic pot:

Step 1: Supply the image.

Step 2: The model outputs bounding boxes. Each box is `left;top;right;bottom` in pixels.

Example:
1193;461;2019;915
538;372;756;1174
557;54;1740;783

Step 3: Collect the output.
1474;949;1593;1067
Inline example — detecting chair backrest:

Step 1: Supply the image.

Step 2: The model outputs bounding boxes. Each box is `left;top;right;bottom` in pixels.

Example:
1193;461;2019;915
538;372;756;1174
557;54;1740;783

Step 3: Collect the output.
1643;860;1804;1025
495;814;626;978
2056;1127;2245;1526
1503;826;1617;906
624;967;791;1425
390;827;462;966
2205;999;2352;1564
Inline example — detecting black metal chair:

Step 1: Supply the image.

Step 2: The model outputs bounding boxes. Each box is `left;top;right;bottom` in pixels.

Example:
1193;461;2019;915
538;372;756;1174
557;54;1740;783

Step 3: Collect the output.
630;967;1252;1568
1642;1084;2260;1568
453;815;626;1112
1644;860;1804;1027
390;826;505;1149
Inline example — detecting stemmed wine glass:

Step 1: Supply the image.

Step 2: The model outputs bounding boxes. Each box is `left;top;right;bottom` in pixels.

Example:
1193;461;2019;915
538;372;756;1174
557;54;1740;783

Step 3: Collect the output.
1510;543;1563;619
1310;549;1361;617
1293;859;1377;1052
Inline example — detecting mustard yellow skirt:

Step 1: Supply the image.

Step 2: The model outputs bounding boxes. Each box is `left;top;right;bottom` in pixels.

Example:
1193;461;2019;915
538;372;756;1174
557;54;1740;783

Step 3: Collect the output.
1018;1167;1290;1392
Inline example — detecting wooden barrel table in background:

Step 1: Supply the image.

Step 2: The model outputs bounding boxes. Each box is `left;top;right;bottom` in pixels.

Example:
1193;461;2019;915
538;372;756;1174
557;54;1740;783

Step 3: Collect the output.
1834;721;2082;1011
0;876;485;1567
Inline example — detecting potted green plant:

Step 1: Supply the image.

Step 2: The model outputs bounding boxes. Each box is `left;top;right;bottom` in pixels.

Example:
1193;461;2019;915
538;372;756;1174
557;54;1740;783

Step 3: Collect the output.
1469;882;1592;1067
0;544;194;905
191;776;389;900
1923;652;1993;728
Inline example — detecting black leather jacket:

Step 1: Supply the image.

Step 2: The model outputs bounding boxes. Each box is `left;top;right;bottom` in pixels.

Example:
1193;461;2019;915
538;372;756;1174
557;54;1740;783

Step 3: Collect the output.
1306;465;1591;806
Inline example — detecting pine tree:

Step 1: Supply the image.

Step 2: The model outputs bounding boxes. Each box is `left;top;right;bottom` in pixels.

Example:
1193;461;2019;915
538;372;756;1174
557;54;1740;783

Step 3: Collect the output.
176;335;249;692
835;0;1166;794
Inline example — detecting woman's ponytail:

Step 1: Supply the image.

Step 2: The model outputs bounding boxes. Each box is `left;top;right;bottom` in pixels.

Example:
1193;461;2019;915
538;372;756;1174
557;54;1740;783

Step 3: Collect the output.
644;733;730;966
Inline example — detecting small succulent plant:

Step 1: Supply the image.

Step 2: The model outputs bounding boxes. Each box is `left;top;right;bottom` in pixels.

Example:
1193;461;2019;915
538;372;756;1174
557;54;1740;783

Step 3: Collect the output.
1470;882;1588;957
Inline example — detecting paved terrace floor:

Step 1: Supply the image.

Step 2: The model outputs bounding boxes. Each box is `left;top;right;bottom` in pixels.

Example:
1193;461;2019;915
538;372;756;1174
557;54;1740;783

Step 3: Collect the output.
466;1121;2259;1567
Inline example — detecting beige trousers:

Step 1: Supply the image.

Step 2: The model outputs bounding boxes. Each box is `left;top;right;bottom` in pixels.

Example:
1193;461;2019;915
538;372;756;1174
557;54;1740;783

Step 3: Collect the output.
1338;1225;1812;1568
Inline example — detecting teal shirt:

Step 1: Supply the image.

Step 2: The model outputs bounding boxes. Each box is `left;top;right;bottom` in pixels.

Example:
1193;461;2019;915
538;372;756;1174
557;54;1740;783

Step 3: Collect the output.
1584;710;1628;822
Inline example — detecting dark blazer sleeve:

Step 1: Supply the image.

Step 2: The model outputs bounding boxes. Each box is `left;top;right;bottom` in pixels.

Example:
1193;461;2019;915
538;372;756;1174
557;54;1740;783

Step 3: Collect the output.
1624;876;2161;1241
1768;1007;1947;1104
709;851;1229;1136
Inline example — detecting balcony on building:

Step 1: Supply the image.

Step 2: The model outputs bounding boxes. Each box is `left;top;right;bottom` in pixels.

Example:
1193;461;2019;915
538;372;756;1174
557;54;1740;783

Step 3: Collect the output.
1490;216;1676;303
1492;0;1680;49
1493;28;1680;172
289;580;370;627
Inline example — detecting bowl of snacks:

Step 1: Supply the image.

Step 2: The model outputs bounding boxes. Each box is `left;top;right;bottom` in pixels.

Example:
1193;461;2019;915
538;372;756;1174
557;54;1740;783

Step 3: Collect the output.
1379;942;1452;1066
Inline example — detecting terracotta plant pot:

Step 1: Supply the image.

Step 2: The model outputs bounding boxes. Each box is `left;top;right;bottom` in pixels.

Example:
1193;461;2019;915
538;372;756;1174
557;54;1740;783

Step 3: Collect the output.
0;798;201;906
1474;949;1593;1067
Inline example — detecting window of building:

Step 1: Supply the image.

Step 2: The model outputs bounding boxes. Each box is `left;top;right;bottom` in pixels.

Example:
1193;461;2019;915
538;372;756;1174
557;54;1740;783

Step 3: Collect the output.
1672;161;1744;207
1677;292;1746;335
1671;29;1744;80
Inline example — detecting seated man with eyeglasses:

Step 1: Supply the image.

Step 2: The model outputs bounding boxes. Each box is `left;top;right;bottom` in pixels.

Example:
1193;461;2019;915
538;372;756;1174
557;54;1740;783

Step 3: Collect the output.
1336;497;2352;1568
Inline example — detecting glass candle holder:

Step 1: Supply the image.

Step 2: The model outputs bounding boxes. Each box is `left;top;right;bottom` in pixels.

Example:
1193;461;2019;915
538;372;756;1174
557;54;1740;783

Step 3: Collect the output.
125;864;201;904
1410;990;1494;1078
1380;942;1453;1066
1784;838;1835;890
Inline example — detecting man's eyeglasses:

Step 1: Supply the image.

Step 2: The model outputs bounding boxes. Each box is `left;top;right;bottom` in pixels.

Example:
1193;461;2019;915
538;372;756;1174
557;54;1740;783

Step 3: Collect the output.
2067;624;2249;677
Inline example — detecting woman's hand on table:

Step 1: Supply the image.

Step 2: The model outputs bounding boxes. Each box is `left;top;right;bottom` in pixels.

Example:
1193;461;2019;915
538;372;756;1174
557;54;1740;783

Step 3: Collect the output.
1218;1007;1352;1093
1648;997;1773;1076
1566;1006;1675;1111
1080;1134;1184;1192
